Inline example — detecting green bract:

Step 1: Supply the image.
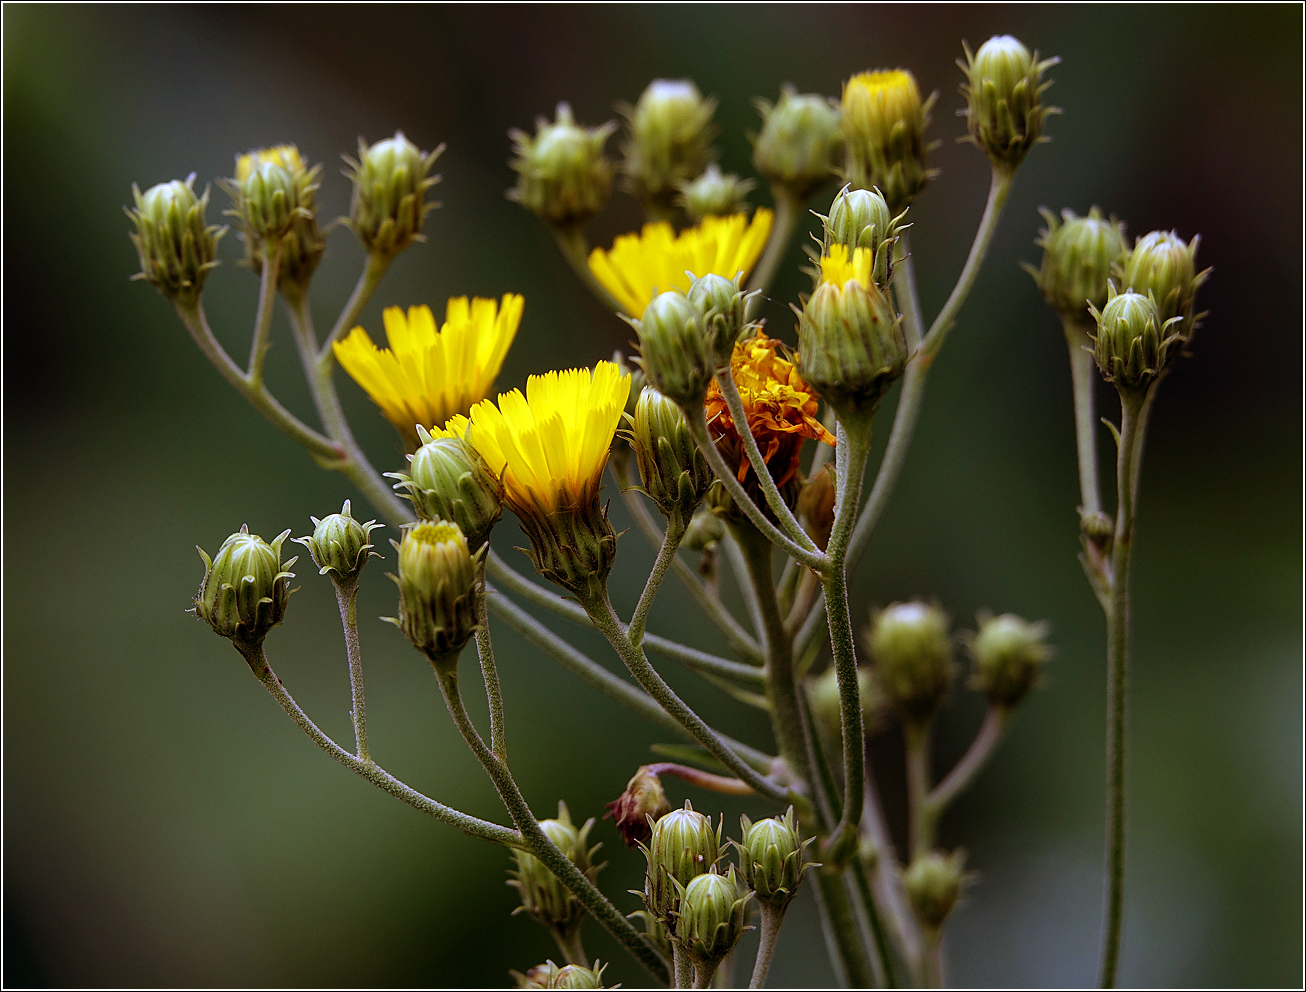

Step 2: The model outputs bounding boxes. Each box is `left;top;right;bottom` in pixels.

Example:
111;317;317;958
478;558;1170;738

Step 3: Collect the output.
631;290;713;408
1089;286;1184;391
676;867;751;963
1028;206;1127;319
753;85;844;198
293;500;382;583
959;35;1059;170
387;519;480;662
193;525;296;647
642;802;719;922
737;808;812;908
509;802;600;937
632;386;713;524
904;850;969;929
1118;229;1208;339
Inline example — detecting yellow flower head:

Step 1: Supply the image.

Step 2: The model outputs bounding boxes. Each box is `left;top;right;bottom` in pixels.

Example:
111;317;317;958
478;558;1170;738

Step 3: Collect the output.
818;244;875;290
333;295;523;449
705;331;835;493
842;70;923;137
841;69;931;211
588;210;773;316
236;144;306;183
465;361;631;517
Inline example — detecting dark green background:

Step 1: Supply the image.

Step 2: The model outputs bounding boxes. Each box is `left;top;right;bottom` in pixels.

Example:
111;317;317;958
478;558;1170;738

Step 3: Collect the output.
4;4;1301;988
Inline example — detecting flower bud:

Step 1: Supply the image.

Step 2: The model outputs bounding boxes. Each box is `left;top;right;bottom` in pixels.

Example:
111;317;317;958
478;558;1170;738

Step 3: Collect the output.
632;387;713;524
1118;230;1208;339
676;867;751;963
509;103;617;228
127;176;223;306
737;808;813;909
966;612;1052;709
193;525;296;647
865;601;953;725
551;962;609;989
388;424;503;550
293;500;382;584
643;802;720;922
509;802;600;939
387;520;480;663
686;272;751;370
841;69;933;212
677;164;755;222
605;764;672;849
226;145;326;294
752;85;843;198
1027;207;1127;320
797;464;836;550
797;245;908;423
959;36;1058;170
904;849;969;930
821;186;899;289
1088;286;1184;392
806;665;881;740
346;131;442;257
512;961;558;989
630;291;713;408
682;507;725;553
622;79;718;215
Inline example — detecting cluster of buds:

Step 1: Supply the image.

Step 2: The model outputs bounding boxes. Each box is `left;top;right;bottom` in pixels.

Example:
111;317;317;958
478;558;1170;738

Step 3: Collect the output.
621;79;718;218
344;131;443;258
631;387;714;525
385;520;482;666
509;103;617;229
959;35;1059;171
192;525;296;649
388;424;503;551
292;500;382;587
752;85;844;199
509;802;602;947
224;145;326;297
1117;230;1208;341
127;176;223;307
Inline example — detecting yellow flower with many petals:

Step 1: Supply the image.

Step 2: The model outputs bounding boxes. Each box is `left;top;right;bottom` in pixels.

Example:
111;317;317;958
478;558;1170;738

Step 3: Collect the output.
588;210;773;316
334;295;523;449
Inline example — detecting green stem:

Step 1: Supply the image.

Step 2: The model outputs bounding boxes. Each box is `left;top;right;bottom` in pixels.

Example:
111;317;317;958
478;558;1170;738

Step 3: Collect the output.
247;242;281;384
813;868;877;989
235;641;521;847
582;587;789;803
691;960;718;989
745;184;804;312
629;513;686;647
921;927;943;988
1063;315;1103;516
319;250;390;359
1099;389;1145;989
473;559;507;761
331;578;369;761
905;722;934;860
927;707;1006;814
894;231;924;350
431;659;669;982
553;223;626;315
174;302;341;462
553;927;589;968
673;943;692;989
858;767;924;980
850;856;899;988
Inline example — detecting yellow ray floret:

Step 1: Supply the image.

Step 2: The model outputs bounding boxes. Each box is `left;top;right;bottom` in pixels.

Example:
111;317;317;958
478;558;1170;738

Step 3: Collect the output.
333;295;523;446
588;210;774;316
819;244;875;289
465;361;631;515
236;144;305;182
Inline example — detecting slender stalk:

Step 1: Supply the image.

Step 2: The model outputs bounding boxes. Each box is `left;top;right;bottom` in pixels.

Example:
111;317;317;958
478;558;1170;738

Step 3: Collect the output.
332;578;369;761
685;406;827;571
554;928;589;968
553;223;626;316
645;761;755;796
630;514;686;646
715;370;820;552
432;660;669;982
849;856;900;989
247;242;281;384
859;770;924;979
813;868;877;988
927;707;1007;814
1099;389;1145;989
1063;315;1103;516
174;302;341;462
721;529;767;641
745;184;804;313
235;642;521;847
921;928;943;988
473;559;507;761
894;231;924;350
319;250;390;359
582;588;789;803
905;723;933;860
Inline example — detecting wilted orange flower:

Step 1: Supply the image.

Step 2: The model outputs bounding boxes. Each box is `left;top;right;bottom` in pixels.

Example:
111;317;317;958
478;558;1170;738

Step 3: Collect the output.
705;330;835;494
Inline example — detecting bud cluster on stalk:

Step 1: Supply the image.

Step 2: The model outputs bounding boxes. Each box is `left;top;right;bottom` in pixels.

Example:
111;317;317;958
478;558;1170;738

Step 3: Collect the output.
192;525;296;648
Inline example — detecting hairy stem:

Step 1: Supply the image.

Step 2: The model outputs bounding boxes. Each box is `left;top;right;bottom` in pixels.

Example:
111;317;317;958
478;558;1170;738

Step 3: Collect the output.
927;707;1007;815
473;559;507;761
247;242;281;384
553;927;589;968
319;250;390;358
1064;315;1103;516
332;578;368;761
813;868;877;989
905;723;933;860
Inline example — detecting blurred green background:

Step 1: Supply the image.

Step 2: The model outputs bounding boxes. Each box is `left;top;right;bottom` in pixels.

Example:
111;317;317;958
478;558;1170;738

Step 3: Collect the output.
4;4;1301;988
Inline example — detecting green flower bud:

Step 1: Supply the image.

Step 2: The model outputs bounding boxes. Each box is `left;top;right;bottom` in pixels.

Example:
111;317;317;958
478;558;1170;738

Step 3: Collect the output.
797;464;836;550
386;520;480;663
511;961;558;989
676;867;751;964
959;35;1059;170
1118;230;1208;339
797;246;908;423
643;801;720;922
292;499;382;584
622;79;718;214
605;765;672;848
966;612;1052;709
821;186;899;289
806;664;881;739
737;808;813;909
841;69;934;212
226;146;327;296
677;164;755;222
509;103;617;228
682;507;725;553
388;426;503;550
903;849;969;929
865;601;953;725
1088;286;1185;392
345;131;442;257
509;802;600;939
551;962;609;990
686;272;751;370
193;525;296;647
127;176;223;306
632;387;713;524
630;291;713;408
752;85;843;198
1026;206;1127;319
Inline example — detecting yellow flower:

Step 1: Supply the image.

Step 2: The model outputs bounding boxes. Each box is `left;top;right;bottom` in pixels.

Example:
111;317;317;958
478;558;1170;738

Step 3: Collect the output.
235;145;306;183
705;331;835;493
818;244;875;290
842;70;923;136
333;295;523;449
465;361;631;516
841;69;931;211
588;210;773;316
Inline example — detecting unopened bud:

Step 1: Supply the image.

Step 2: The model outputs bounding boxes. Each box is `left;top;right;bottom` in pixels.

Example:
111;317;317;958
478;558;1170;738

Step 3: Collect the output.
293;500;382;584
682;507;725;553
797;464;836;550
959;36;1058;170
630;291;713;408
605;765;672;849
509;802;600;939
806;665;881;738
387;520;480;663
551;962;609;989
677;867;751;963
821;185;899;288
737;808;813;909
633;387;713;523
904;849;969;929
509;103;617;228
865;601;953;724
677;164;754;222
753;85;843;198
622;79;718;214
192;525;295;647
226;145;326;294
686;272;751;370
1088;286;1184;392
388;422;503;549
967;612;1052;709
643;801;720;922
346;131;442;257
1118;230;1208;339
127;176;222;306
841;69;932;212
1027;206;1127;319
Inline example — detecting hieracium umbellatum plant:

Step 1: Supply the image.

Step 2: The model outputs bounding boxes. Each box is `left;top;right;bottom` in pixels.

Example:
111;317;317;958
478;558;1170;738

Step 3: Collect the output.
134;29;1210;988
